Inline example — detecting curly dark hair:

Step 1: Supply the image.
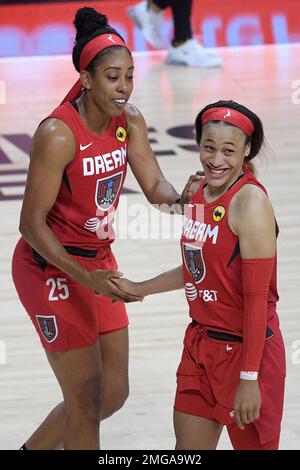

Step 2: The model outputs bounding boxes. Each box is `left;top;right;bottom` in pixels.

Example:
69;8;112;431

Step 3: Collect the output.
72;7;131;75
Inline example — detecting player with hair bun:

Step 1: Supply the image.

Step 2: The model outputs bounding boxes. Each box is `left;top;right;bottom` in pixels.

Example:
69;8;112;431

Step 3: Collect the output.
12;7;199;450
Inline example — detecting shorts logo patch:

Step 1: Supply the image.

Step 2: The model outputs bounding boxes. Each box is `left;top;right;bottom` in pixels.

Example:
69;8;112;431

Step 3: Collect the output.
36;315;58;343
95;171;123;211
183;243;206;284
213;205;225;222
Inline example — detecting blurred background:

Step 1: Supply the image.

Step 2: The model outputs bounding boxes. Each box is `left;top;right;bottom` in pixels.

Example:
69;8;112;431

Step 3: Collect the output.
1;0;299;57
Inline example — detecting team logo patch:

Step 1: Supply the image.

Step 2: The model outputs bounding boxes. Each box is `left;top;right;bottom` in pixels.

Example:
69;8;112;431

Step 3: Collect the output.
95;171;123;211
183;243;206;284
213;205;225;222
115;127;127;142
36;315;58;343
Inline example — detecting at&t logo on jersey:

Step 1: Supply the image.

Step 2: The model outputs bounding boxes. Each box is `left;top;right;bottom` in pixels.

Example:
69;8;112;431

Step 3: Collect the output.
199;289;218;302
84;217;101;232
95;172;123;211
185;283;198;301
84;211;115;235
184;284;218;302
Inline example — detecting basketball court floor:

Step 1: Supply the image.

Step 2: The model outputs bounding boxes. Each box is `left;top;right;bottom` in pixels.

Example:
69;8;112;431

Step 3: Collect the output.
0;43;299;449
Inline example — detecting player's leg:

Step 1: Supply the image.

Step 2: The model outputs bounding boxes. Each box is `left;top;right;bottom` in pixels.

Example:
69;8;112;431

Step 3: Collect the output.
22;327;129;450
173;323;223;449
169;0;193;45
99;327;129;419
127;1;167;49
20;343;103;451
23;402;65;450
45;341;103;450
174;410;223;450
166;0;222;67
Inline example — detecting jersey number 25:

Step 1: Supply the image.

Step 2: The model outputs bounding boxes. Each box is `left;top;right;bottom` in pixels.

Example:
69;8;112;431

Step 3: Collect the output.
46;278;70;301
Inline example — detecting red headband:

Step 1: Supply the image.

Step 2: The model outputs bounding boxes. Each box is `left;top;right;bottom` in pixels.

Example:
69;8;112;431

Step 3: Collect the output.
61;34;130;104
201;107;254;136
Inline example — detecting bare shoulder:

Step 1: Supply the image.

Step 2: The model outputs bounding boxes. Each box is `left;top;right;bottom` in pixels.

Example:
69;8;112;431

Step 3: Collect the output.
230;184;276;257
231;183;274;217
35;117;74;140
32;118;76;165
229;183;275;237
125;103;146;130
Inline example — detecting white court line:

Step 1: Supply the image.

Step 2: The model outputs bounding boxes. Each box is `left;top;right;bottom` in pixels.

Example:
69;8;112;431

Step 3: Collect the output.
0;42;299;64
0;186;24;196
0;174;27;183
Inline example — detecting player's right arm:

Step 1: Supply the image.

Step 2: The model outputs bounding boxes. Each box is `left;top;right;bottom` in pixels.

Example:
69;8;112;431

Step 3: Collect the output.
20;119;141;302
126;103;203;210
114;265;184;297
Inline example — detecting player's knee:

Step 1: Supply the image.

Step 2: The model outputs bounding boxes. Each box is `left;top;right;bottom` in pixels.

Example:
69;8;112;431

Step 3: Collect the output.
65;376;104;423
114;381;129;411
106;381;129;415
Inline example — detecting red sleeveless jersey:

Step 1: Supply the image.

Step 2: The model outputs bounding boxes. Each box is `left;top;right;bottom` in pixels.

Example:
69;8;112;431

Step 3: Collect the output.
180;166;279;334
45;102;128;248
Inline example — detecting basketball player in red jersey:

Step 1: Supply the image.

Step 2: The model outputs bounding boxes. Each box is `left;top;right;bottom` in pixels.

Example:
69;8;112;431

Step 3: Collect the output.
12;7;199;450
116;100;286;450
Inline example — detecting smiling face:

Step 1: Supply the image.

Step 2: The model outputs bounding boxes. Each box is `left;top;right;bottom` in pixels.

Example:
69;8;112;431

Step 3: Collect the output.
200;121;251;194
81;47;134;118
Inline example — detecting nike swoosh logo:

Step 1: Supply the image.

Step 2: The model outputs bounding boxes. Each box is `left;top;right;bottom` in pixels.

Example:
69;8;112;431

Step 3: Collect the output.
80;142;93;151
226;345;233;351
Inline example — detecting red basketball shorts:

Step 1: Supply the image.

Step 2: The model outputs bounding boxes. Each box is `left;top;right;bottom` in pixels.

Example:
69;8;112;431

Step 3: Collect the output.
174;321;286;447
12;238;128;352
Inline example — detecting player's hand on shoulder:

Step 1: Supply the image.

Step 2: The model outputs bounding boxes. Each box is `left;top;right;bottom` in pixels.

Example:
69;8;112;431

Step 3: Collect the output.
178;170;204;210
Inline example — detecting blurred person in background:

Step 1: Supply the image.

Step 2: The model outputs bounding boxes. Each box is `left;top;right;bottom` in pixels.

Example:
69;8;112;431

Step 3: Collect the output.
128;0;222;67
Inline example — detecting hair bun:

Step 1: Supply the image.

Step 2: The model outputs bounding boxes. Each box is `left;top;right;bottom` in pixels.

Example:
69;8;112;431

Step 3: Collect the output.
74;7;108;41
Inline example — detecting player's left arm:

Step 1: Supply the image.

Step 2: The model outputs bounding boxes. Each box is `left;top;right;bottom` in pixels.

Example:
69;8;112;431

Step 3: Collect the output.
126;104;201;208
229;184;276;429
113;264;185;298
